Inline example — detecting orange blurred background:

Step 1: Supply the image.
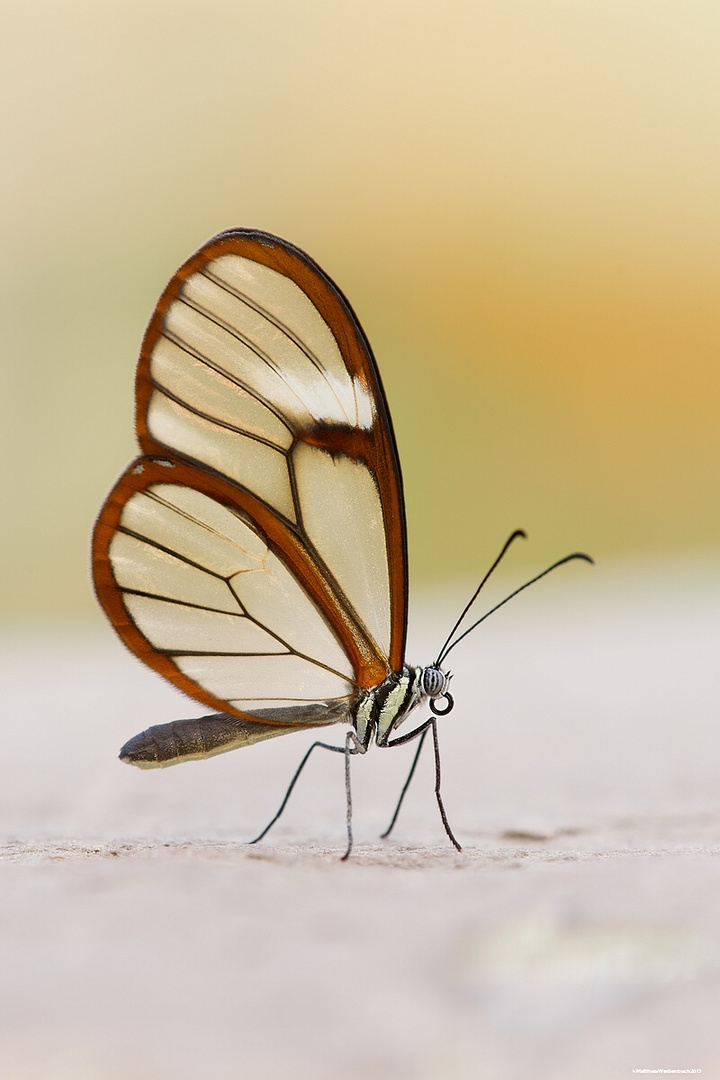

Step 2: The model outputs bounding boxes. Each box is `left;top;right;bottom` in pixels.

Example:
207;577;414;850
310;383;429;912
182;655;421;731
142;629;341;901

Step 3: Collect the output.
2;0;719;616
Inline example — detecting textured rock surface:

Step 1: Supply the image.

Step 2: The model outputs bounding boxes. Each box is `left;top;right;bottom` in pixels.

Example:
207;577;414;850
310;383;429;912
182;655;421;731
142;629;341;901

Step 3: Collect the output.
1;560;719;1078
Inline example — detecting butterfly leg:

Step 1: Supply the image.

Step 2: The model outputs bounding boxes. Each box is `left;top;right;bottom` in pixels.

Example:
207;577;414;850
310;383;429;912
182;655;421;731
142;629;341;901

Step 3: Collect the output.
341;730;358;861
380;727;428;839
430;718;462;852
249;733;364;857
384;719;462;852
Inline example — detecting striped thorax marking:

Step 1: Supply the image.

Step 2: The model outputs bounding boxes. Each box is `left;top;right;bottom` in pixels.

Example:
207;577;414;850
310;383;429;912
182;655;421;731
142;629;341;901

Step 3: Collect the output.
351;666;432;748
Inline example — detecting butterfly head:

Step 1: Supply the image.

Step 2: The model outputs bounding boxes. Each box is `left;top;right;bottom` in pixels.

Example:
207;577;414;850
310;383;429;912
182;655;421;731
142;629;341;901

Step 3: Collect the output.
421;665;454;717
369;665;453;747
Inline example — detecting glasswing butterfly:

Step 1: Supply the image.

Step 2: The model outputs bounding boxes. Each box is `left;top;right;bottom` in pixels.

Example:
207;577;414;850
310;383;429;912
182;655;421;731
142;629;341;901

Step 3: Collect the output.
92;229;590;857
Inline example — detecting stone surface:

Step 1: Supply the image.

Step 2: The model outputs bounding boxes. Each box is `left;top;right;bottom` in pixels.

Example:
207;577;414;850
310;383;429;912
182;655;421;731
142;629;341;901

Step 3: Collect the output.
1;559;718;1078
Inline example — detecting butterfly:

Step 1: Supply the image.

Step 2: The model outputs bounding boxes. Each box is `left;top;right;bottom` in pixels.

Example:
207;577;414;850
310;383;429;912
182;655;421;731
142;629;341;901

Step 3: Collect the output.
92;228;591;857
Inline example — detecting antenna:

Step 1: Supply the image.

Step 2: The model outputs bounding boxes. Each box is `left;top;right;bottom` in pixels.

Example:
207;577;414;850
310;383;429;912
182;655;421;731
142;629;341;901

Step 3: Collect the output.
433;529;527;665
436;543;593;666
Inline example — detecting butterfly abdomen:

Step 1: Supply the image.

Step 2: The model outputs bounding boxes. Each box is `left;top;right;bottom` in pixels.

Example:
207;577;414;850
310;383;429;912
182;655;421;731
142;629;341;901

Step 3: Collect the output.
119;713;290;768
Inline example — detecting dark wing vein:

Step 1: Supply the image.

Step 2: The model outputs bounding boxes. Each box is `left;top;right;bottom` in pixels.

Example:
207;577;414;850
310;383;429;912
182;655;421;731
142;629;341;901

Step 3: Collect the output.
116;527;233;580
201;267;354;427
119;587;243;616
117;530;357;682
156;330;293;432
149;377;291;454
158;646;357;683
142;490;265;558
174;296;313;420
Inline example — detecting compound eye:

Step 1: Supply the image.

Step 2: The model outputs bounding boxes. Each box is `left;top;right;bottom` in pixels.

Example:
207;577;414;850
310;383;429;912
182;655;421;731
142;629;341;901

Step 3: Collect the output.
422;666;448;697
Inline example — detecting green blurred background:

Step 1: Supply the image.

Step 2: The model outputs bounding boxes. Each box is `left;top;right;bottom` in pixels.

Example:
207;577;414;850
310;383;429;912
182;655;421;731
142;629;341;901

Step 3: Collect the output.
2;0;719;618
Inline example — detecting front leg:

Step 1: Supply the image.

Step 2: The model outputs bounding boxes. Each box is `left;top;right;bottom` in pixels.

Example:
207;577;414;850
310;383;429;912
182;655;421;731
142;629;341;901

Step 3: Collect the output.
383;718;462;852
341;728;368;861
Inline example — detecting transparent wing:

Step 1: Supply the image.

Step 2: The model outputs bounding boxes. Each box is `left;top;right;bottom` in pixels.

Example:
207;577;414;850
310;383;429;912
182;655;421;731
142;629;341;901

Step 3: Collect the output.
134;229;407;671
94;459;360;724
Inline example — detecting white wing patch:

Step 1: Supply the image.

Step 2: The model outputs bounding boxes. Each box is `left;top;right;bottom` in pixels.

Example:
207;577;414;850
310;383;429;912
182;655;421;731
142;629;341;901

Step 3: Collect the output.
353;376;374;433
162;298;318;430
182;272;354;426
111;483;355;716
206;254;359;425
150;335;293;449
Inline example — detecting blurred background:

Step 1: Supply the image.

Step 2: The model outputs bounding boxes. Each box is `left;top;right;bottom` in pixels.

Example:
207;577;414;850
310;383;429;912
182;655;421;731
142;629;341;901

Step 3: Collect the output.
3;9;720;1076
1;0;719;618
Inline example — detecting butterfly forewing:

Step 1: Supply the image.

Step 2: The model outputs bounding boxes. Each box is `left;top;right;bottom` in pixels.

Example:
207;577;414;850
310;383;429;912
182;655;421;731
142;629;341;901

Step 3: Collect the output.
93;230;408;737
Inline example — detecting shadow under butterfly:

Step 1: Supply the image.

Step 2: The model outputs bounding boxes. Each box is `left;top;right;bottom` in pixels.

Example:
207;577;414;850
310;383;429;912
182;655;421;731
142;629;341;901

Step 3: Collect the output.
92;229;591;859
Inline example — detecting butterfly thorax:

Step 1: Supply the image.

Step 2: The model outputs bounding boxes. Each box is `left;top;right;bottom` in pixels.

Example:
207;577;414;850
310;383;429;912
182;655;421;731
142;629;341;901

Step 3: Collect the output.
352;664;451;749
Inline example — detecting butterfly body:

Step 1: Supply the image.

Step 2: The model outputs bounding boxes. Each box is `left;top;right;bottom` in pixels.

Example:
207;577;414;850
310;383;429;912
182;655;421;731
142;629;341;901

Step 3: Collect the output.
120;662;450;767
